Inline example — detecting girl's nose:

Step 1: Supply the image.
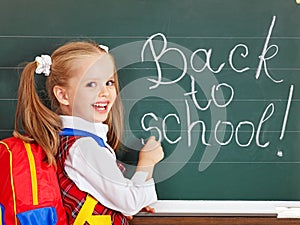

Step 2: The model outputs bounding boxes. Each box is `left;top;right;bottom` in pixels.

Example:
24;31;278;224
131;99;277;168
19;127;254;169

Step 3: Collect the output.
99;85;109;97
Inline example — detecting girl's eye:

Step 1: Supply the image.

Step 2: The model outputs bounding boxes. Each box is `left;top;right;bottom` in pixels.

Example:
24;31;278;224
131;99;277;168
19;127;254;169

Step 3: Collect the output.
86;82;97;87
106;80;115;86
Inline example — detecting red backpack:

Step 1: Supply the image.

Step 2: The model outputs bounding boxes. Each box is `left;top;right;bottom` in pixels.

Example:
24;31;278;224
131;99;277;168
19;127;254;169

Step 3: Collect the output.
0;137;67;225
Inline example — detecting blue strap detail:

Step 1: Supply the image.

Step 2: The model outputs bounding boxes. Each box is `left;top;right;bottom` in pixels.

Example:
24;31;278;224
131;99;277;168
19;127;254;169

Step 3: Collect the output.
60;128;106;147
0;203;5;225
16;207;57;225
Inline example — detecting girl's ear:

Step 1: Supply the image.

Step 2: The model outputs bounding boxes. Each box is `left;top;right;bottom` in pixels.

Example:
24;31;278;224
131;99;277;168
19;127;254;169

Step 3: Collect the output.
53;85;69;106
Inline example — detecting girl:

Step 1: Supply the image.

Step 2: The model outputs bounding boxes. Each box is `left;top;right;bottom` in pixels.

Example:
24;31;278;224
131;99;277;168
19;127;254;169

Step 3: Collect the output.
17;41;164;225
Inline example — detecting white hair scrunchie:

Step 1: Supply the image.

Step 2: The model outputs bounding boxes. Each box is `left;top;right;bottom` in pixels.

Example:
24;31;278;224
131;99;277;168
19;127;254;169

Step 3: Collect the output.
99;44;109;53
35;54;52;76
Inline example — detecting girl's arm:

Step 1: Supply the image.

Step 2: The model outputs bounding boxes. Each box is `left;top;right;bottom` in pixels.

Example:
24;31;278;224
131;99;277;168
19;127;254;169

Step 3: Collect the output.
136;136;164;180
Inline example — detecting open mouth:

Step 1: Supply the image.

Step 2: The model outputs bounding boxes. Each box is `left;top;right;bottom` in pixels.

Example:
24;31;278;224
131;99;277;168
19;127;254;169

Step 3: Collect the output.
92;101;109;112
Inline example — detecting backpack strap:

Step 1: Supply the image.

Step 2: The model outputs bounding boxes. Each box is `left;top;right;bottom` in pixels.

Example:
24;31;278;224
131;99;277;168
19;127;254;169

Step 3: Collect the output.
59;128;106;147
60;128;125;172
0;140;40;225
0;141;17;225
59;129;113;225
23;142;38;205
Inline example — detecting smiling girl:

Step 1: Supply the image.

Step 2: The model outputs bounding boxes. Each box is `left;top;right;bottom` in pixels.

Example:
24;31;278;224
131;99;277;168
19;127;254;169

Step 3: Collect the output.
17;41;164;225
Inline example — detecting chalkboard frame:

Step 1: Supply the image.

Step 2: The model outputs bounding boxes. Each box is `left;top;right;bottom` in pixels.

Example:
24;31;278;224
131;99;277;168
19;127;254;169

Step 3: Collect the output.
1;0;300;218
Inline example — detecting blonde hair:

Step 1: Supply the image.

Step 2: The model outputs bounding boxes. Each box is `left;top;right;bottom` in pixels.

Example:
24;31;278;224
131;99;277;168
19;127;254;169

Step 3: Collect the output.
14;41;123;166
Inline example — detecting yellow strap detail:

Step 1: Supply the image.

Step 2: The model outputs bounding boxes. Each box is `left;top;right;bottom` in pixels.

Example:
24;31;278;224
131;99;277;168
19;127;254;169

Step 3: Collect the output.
0;141;18;225
74;195;112;225
0;205;2;225
23;142;39;205
88;215;112;224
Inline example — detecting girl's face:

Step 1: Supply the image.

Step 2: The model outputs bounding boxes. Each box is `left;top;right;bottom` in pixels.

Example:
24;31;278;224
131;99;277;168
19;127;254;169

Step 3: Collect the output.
57;54;117;123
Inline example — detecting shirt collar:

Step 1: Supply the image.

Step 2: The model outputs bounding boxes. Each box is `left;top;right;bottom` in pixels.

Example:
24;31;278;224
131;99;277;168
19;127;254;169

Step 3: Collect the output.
60;115;108;143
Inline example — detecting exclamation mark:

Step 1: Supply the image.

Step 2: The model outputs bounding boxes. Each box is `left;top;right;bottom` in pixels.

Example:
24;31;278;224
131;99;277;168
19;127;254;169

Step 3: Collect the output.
279;85;294;141
277;148;283;158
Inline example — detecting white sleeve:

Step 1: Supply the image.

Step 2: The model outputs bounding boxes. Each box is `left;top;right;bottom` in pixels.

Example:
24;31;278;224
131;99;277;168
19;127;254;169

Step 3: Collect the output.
64;137;157;216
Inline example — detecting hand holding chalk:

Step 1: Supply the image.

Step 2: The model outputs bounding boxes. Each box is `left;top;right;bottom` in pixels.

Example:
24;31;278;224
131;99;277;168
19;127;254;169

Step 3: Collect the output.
138;136;164;167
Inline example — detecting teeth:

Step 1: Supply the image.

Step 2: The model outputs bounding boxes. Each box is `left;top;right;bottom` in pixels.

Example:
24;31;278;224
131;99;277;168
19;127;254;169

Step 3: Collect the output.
93;102;108;112
94;103;107;107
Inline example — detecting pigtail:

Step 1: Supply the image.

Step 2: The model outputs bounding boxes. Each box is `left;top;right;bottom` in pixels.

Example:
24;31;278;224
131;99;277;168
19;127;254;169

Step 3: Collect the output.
106;70;124;150
14;61;62;166
106;98;123;150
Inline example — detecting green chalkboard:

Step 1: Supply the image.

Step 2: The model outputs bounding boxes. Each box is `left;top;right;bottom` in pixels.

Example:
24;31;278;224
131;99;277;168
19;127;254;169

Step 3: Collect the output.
0;0;300;201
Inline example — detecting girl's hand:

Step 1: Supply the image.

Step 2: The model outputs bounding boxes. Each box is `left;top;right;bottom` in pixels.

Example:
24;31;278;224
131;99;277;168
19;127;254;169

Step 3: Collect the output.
126;215;133;220
140;205;155;214
138;136;164;167
125;206;155;221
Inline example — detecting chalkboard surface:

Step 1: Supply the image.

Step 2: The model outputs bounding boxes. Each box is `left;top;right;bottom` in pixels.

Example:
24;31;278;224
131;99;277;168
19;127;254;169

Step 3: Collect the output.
0;0;299;201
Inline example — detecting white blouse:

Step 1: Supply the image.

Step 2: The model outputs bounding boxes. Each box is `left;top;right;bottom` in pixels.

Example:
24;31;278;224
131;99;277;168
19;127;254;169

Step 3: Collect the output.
60;116;157;216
